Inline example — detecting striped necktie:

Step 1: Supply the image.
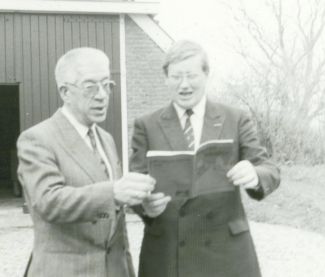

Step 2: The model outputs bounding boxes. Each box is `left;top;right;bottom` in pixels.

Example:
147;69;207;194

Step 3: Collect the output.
88;128;110;179
183;109;195;150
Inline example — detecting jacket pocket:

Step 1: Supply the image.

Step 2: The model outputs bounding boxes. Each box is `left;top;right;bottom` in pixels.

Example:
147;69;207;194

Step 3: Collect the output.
228;219;249;235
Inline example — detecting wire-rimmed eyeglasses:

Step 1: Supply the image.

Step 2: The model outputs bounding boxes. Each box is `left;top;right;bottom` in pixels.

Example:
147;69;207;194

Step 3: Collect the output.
65;79;116;98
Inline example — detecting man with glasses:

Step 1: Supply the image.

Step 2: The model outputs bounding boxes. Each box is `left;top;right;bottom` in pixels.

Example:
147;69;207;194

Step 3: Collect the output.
130;40;280;277
17;47;155;277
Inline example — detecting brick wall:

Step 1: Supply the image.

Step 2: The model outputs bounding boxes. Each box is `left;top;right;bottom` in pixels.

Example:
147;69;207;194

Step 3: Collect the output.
125;16;170;147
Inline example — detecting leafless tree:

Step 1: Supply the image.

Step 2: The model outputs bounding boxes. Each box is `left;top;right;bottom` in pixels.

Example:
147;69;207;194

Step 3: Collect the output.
223;0;325;163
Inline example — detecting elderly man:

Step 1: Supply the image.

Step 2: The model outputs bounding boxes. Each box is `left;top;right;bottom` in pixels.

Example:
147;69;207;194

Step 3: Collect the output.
130;40;280;277
17;47;155;277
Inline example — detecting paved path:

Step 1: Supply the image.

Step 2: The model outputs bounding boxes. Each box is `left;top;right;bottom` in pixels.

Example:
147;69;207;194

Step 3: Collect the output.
1;204;325;277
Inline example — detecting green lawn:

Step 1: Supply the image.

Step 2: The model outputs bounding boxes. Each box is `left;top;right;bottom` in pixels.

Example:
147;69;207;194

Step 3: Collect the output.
242;165;325;236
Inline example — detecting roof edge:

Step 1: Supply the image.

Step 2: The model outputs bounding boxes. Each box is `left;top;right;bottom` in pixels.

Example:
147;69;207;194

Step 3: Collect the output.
128;14;173;52
0;0;160;15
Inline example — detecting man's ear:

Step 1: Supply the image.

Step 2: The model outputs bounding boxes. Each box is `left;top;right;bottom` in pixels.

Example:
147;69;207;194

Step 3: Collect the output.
58;85;70;102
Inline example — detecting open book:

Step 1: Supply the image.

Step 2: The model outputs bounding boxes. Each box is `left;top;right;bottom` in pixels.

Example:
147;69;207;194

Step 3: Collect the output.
146;139;235;199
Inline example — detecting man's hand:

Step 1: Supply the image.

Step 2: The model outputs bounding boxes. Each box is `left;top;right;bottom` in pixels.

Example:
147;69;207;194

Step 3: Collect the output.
114;172;155;206
142;192;171;218
226;160;259;189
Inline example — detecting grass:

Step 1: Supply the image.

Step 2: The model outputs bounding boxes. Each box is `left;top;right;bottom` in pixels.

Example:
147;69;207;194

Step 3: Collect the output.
242;165;325;236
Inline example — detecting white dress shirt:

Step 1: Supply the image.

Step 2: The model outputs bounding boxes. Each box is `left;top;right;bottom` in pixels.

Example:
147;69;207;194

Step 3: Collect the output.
61;106;113;180
173;96;206;150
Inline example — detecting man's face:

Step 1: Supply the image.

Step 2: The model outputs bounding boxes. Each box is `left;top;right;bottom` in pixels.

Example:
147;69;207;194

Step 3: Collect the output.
166;55;208;109
64;58;111;127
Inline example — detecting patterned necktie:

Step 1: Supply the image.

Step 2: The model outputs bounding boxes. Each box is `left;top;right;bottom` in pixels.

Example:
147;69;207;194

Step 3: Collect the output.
183;109;195;150
88;128;110;179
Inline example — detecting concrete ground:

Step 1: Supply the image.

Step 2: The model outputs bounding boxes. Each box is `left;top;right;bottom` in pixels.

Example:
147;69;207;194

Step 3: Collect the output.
1;198;325;277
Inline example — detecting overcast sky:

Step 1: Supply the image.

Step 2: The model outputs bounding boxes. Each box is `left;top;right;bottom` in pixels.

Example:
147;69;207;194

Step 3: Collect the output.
156;0;238;81
154;0;303;85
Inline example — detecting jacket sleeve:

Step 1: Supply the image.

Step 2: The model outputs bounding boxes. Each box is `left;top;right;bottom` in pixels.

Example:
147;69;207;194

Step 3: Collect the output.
238;111;280;200
129;118;154;224
17;131;116;223
129;118;149;174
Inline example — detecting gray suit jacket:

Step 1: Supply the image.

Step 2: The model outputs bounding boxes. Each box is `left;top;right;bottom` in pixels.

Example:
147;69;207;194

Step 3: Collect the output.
17;110;135;277
130;101;280;277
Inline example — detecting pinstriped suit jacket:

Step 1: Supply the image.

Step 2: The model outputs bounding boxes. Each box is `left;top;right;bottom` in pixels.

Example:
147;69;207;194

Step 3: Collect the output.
17;110;135;277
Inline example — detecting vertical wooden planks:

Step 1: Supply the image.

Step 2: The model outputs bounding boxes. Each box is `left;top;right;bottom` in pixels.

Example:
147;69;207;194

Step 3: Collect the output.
80;17;88;46
63;15;72;52
5;14;15;82
95;20;105;51
111;19;120;74
13;14;24;130
21;15;32;129
112;19;122;156
103;19;114;133
13;14;23;82
55;15;64;108
30;15;41;124
71;16;81;48
0;14;6;82
47;15;58;115
103;19;113;63
87;17;97;47
39;15;50;120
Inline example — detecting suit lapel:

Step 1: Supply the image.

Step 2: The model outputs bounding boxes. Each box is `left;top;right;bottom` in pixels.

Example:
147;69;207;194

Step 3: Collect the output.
52;110;105;182
200;101;226;143
158;104;188;151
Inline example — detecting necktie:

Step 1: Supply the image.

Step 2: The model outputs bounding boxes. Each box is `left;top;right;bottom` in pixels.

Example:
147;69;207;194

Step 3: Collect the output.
88;128;110;179
88;128;117;241
183;109;195;150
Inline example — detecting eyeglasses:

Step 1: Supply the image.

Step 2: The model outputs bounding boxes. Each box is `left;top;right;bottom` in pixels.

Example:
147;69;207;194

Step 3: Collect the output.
65;80;116;98
168;73;200;83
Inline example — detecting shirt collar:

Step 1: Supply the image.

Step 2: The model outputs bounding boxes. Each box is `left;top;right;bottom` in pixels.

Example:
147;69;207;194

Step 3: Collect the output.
61;106;95;139
173;95;207;120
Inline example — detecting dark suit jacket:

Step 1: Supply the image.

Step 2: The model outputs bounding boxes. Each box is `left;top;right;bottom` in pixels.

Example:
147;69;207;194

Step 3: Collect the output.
17;110;135;277
130;101;280;277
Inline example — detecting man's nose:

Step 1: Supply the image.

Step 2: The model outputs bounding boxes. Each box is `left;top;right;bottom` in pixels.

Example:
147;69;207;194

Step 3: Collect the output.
179;76;190;88
95;84;108;99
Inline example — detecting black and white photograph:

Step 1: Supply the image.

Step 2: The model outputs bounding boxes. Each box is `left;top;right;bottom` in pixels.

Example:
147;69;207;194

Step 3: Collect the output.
0;0;324;276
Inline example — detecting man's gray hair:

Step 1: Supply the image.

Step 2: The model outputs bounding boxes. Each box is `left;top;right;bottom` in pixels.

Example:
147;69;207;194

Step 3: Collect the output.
55;47;109;87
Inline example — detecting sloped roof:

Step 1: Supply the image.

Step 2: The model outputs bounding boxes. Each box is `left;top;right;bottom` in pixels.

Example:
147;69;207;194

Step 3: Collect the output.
129;14;173;52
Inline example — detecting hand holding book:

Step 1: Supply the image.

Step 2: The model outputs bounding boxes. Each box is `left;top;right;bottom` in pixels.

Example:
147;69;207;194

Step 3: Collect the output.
227;160;259;189
142;192;172;217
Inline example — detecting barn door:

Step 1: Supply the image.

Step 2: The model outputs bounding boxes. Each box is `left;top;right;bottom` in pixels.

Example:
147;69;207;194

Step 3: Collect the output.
0;84;20;196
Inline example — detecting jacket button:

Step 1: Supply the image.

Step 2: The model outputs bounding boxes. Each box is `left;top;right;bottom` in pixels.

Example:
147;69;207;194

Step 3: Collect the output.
179;240;186;247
